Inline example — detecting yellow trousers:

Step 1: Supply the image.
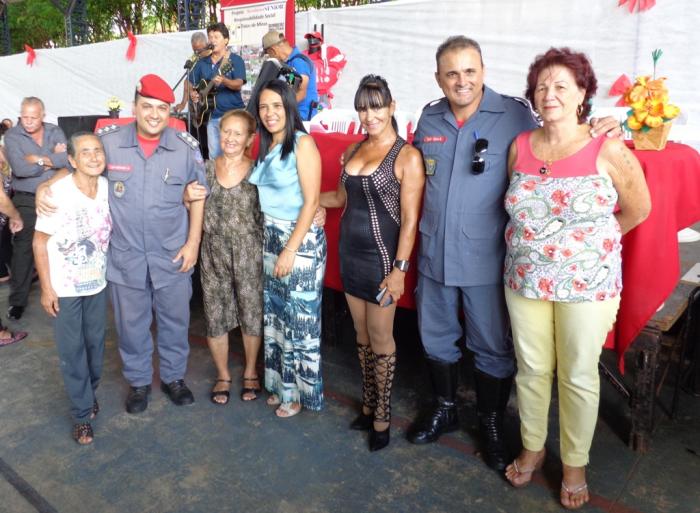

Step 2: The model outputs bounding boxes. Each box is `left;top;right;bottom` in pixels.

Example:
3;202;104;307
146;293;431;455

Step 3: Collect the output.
504;287;620;466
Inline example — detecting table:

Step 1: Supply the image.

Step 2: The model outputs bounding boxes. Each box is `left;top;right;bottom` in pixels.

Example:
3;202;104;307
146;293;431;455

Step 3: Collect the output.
94;116;186;132
312;133;700;371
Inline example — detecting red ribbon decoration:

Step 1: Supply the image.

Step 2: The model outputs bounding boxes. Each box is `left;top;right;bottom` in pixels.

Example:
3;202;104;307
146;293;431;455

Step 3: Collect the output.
618;0;656;13
24;44;36;66
609;74;632;106
126;31;137;61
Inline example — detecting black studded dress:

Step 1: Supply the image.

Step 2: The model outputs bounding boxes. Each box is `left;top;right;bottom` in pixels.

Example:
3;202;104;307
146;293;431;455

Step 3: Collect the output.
339;136;405;304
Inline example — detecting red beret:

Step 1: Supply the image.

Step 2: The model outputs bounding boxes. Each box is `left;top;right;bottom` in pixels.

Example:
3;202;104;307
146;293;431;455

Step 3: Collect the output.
136;74;175;104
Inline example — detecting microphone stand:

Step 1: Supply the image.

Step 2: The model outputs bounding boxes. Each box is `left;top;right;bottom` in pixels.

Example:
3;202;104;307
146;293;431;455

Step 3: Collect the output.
171;56;199;131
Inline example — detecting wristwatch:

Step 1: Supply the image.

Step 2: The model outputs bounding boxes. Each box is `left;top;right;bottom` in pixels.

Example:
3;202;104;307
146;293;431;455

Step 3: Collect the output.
393;259;410;272
37;158;45;167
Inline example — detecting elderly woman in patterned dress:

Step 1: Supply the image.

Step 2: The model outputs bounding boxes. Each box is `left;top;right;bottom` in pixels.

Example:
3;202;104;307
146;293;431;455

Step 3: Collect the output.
501;48;650;509
200;109;264;404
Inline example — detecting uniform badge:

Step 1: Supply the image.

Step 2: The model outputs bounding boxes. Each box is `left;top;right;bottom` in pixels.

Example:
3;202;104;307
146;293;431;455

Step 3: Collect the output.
424;157;437;176
113;181;125;198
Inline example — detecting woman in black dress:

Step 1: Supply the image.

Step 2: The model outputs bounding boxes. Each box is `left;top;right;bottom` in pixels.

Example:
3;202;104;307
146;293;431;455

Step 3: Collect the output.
320;75;424;451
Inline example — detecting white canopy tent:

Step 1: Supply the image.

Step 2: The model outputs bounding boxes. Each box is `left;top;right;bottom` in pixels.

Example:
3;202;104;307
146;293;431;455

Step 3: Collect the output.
296;0;699;142
0;0;697;143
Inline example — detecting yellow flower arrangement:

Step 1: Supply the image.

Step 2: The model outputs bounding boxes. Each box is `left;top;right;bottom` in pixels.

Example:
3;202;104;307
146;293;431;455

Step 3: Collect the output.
106;96;124;112
623;50;680;132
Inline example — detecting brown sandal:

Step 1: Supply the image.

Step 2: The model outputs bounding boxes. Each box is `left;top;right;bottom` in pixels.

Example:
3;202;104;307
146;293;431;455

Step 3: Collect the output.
73;422;93;445
240;376;261;401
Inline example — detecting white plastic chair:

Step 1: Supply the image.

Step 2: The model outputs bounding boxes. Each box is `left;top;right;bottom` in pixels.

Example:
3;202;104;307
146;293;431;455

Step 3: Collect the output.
309;109;358;134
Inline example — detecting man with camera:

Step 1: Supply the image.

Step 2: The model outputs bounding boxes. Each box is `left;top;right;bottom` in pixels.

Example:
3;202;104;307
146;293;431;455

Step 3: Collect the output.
261;31;319;121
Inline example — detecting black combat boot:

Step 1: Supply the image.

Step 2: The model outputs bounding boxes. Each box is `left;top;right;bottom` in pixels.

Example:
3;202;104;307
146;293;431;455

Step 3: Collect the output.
474;369;513;471
407;358;459;444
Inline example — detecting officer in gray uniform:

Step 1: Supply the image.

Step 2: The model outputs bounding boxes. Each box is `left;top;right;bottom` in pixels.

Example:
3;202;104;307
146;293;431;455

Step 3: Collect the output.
406;36;537;470
99;74;207;414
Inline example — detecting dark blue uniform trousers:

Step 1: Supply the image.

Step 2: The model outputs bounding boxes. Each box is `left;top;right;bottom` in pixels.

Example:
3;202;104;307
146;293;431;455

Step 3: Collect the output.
110;277;192;386
54;289;107;423
416;273;515;378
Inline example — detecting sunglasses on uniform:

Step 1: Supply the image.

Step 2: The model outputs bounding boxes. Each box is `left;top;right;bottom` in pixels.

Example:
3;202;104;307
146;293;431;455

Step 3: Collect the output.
471;138;488;174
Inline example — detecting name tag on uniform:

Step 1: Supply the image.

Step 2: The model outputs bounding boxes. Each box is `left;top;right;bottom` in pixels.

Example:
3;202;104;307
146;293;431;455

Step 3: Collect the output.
422;136;447;143
107;164;132;172
424;157;437;176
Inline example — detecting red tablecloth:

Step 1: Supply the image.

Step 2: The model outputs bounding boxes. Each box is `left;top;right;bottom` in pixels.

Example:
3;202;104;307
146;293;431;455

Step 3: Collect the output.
94;116;186;132
314;133;700;370
606;142;700;370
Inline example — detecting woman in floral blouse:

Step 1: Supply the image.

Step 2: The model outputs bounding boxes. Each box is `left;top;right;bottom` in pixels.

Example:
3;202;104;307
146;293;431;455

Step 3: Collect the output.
502;48;650;510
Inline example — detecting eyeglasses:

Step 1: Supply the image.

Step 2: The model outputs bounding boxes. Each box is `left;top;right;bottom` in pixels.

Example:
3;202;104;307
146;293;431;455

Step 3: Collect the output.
471;138;488;174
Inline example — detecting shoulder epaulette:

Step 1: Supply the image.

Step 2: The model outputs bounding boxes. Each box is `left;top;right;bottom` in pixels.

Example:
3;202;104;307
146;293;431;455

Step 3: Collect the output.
502;95;531;109
422;98;443;111
96;124;121;137
177;131;199;149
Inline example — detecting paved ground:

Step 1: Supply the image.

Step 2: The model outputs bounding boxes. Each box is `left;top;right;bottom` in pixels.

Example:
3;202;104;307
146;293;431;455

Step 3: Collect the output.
1;234;700;513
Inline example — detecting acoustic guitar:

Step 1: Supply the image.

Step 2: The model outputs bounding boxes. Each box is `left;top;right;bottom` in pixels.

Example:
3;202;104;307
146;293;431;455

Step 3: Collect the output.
191;60;233;128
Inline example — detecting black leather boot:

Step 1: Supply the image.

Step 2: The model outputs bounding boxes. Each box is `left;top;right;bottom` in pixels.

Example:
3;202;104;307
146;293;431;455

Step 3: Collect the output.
407;358;459;444
474;369;513;471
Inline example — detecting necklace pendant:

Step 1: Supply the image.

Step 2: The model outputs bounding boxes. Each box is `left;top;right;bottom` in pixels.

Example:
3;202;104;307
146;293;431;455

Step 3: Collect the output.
539;165;550;175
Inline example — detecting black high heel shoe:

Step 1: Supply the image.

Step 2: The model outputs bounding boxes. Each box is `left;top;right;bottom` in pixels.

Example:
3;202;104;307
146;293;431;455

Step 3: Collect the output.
369;425;390;452
350;411;373;430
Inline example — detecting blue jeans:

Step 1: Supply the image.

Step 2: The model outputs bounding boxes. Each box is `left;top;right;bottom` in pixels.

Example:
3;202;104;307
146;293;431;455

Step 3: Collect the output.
207;116;221;159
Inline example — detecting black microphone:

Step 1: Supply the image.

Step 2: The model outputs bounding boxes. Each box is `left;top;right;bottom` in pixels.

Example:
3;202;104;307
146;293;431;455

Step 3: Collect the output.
197;44;214;54
183;54;198;69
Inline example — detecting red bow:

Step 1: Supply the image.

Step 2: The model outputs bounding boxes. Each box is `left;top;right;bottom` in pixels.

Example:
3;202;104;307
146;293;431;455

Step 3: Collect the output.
126;31;137;61
24;44;36;66
618;0;656;13
608;74;632;106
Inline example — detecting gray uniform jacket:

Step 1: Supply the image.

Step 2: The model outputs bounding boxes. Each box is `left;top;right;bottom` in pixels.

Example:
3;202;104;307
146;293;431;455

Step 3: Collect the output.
4;123;69;193
413;86;538;287
99;123;207;290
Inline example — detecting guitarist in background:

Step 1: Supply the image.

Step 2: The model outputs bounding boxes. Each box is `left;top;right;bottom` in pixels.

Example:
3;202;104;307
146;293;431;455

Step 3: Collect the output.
176;31;211;159
190;22;246;159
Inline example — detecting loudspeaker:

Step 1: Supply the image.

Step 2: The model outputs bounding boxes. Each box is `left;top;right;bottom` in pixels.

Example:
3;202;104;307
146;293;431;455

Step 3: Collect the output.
57;115;103;138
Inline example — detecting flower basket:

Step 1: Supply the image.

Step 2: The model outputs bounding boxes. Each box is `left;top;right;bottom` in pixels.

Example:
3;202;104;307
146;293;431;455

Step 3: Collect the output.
618;50;680;150
632;121;672;151
108;109;120;119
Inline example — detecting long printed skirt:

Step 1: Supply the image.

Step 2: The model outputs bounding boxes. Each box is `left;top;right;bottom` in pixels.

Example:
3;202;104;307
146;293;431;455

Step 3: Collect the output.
262;214;327;410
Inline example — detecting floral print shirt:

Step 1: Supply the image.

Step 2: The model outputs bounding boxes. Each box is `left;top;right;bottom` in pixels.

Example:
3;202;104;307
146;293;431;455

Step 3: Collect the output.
503;131;622;302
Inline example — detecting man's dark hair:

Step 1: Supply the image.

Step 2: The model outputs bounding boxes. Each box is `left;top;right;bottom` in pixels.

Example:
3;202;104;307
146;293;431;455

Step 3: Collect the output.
207;22;229;40
435;36;483;68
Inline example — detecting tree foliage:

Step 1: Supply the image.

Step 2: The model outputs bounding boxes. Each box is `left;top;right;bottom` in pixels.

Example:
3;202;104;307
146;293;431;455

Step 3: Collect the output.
5;0;380;54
